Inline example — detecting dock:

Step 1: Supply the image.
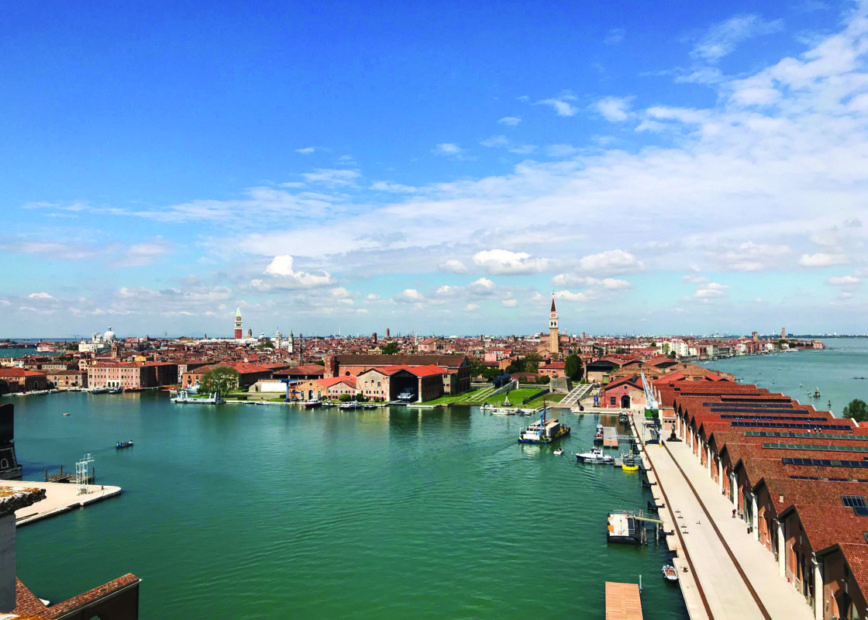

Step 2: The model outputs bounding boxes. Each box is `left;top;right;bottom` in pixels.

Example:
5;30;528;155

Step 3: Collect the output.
0;480;122;527
602;426;619;447
605;582;643;620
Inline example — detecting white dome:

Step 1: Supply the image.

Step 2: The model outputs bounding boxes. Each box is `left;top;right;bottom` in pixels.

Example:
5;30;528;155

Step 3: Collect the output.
103;327;115;341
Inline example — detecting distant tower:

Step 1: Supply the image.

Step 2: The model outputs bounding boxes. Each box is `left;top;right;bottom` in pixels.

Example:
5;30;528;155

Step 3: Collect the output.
288;331;294;354
781;327;786;339
549;297;559;355
385;328;390;339
234;307;243;340
752;331;759;342
247;328;252;339
372;332;378;344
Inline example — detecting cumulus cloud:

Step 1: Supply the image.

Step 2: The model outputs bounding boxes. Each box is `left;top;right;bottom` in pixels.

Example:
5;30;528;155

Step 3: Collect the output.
827;275;860;285
255;255;335;289
498;116;521;126
501;298;518;307
468;277;496;294
433;143;466;157
296;147;316;154
714;242;791;271
465;303;479;311
799;253;849;267
594;96;632;122
439;259;470;274
28;292;55;300
473;249;550;275
537;96;578;117
578;250;644;274
394;289;424;303
301;168;360;186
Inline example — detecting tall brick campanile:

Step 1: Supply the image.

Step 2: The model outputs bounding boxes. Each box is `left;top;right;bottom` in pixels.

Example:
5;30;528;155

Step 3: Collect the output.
234;307;243;340
549;297;559;355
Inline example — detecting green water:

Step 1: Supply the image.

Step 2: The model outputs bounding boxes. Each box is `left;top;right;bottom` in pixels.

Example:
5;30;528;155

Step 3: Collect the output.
701;338;868;416
10;393;686;619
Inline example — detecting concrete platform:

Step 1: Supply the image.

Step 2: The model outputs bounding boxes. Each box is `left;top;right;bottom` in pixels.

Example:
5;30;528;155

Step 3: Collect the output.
629;412;813;620
0;480;122;527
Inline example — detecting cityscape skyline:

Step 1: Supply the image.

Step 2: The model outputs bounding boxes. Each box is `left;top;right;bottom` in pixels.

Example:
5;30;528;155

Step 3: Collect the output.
3;1;868;337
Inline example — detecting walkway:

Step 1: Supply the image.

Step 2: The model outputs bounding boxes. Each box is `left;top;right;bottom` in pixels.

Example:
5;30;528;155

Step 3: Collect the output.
0;480;122;526
558;382;594;409
631;412;813;620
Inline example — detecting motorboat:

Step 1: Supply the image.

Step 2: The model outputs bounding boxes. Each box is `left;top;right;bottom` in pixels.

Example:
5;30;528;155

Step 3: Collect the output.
340;401;360;409
397;390;415;401
576;447;614;464
116;440;134;449
172;389;224;404
304;399;322;409
593;424;604;444
553;448;564;456
662;564;678;582
107;386;123;394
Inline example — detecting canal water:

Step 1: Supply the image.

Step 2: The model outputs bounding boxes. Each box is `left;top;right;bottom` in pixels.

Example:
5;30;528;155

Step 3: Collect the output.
10;393;687;619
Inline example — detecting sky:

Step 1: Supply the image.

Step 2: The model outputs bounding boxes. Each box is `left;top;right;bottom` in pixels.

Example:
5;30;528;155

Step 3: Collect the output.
2;0;868;338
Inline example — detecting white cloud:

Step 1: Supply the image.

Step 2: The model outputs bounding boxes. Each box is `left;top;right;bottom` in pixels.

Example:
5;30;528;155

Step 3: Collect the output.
551;275;631;290
578;250;644;274
498;116;521;126
117;237;173;267
301;168;360;186
537;96;578;117
502;298;518;307
469;277;496;294
296;147;316;154
481;135;509;148
691;14;783;63
465;303;479;311
433;143;466;157
827;275;860;285
28;292;54;300
594;96;632;122
799;253;849;267
370;181;418;193
473;249;550;275
439;259;469;274
695;282;730;298
715;242;791;271
257;255;335;289
394;289;424;303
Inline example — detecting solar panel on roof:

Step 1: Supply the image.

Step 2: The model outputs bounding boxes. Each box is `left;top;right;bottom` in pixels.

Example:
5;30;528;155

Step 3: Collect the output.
854;506;868;517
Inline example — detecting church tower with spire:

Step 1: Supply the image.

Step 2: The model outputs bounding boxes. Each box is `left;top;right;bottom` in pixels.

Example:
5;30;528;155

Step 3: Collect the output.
549;297;559;355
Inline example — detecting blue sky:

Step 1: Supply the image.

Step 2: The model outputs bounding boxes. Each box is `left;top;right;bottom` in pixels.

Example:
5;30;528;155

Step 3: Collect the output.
2;0;867;338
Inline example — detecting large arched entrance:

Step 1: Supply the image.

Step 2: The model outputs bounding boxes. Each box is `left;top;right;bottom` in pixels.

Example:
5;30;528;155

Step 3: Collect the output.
620;395;630;408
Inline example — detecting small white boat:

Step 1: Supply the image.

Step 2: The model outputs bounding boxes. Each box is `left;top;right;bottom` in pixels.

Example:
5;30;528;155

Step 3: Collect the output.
662;564;678;582
304;399;322;409
553;448;564;456
576;447;614;464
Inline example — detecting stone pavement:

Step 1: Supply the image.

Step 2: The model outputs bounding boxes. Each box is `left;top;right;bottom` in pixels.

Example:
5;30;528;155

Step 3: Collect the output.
631;412;814;620
0;480;122;526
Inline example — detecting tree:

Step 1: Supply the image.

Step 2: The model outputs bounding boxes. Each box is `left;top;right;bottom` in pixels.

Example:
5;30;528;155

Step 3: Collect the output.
199;366;240;395
564;354;583;381
843;399;868;422
257;339;274;349
380;342;400;355
523;351;542;373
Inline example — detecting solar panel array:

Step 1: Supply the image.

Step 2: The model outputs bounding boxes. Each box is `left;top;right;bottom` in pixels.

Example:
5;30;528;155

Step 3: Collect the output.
782;457;868;468
762;443;868;453
732;421;851;431
719;414;827;422
703;402;795;409
747;432;862;440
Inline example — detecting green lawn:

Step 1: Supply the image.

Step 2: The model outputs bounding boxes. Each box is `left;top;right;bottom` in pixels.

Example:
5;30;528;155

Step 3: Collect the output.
425;387;563;407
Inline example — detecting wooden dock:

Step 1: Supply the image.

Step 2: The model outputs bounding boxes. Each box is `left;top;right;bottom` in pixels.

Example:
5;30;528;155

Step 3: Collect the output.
603;426;619;447
605;582;643;619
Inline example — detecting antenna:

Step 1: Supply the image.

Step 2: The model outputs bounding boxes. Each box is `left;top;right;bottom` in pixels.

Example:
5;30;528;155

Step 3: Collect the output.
76;453;94;495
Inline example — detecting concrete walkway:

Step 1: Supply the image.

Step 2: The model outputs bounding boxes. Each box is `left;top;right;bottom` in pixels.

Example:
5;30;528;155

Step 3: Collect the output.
0;480;122;526
631;412;813;620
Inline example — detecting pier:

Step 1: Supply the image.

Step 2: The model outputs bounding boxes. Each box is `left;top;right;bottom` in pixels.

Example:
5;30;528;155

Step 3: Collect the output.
628;410;814;620
0;480;122;526
605;582;643;620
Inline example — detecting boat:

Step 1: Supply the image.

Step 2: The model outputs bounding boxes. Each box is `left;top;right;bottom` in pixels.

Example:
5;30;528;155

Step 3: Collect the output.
607;512;642;544
89;387;109;394
116;440;134;449
397;390;415;401
518;411;570;444
321;401;336;408
363;403;377;409
553;448;564;456
340;401;360;410
304;399;322;409
662;564;678;582
812;388;821;398
576;447;614;464
62;412;70;417
172;389;224;404
593;424;604;444
107;386;123;394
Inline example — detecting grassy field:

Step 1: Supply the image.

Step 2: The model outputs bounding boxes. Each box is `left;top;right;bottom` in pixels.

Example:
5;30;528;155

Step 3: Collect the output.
425;387;564;407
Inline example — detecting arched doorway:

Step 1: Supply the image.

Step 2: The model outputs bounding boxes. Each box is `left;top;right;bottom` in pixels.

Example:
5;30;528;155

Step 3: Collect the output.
620;394;630;408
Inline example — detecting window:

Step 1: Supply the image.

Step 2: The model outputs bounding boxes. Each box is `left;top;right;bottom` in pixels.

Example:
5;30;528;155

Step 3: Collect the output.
610;397;616;406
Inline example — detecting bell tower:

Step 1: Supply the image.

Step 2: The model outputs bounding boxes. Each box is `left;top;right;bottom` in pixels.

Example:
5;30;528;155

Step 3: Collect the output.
234;307;243;340
549;297;559;355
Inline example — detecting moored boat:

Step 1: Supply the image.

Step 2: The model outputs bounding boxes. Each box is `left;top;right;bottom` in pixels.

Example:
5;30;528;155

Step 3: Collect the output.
304;399;322;409
553;448;564;456
116;440;134;449
576;447;614;464
662;564;678;582
593;424;604;444
518;411;570;444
